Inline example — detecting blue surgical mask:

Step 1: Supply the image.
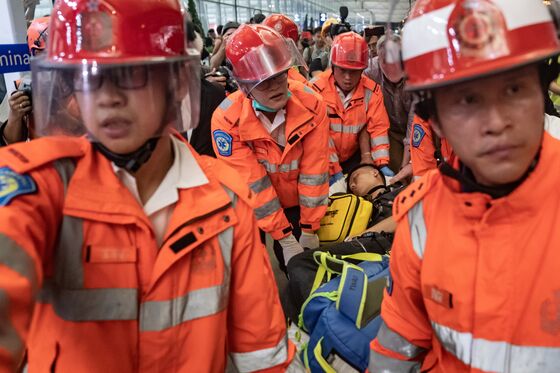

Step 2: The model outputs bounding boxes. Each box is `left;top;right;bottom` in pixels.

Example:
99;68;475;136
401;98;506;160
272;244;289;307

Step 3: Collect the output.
252;91;292;112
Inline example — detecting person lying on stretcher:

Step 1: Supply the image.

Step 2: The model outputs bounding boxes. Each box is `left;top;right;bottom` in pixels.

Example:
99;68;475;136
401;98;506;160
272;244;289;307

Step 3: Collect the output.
344;163;405;239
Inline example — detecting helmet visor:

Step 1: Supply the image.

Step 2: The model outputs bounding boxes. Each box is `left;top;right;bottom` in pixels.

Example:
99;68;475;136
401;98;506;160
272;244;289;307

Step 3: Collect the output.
31;54;201;138
230;36;298;95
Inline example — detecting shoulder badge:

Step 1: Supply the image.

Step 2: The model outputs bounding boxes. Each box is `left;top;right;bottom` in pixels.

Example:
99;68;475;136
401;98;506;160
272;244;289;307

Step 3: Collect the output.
392;172;436;222
213;130;233;157
0;167;37;206
412;123;426;148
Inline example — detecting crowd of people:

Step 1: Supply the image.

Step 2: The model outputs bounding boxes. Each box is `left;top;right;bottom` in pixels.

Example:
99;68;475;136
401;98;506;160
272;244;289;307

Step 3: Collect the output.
0;0;560;371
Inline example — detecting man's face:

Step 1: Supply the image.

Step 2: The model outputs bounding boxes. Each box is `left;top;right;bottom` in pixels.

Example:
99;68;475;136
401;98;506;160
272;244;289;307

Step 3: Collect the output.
75;65;169;154
313;32;324;46
251;72;289;111
433;64;544;187
367;36;379;58
348;166;385;197
333;66;363;93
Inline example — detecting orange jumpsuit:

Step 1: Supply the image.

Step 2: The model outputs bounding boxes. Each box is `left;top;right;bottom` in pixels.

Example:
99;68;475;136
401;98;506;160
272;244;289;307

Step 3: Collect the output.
410;116;453;178
211;81;330;240
288;67;312;88
370;132;560;372
0;135;295;372
311;70;391;174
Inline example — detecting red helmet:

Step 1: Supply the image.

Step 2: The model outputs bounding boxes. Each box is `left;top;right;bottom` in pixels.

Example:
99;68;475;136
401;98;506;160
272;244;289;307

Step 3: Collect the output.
330;32;368;70
46;0;186;65
27;16;50;55
226;24;296;94
402;0;560;90
262;14;299;44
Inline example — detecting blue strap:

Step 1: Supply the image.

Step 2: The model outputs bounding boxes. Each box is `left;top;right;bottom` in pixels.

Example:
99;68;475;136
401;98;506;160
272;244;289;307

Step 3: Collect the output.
336;265;367;328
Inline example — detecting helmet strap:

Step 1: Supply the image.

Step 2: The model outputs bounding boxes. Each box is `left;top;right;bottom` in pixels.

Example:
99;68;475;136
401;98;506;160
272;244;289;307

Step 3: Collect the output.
93;137;160;173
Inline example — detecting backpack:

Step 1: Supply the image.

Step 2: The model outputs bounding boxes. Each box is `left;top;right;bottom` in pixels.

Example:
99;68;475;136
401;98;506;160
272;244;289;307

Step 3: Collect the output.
298;252;390;372
317;194;373;246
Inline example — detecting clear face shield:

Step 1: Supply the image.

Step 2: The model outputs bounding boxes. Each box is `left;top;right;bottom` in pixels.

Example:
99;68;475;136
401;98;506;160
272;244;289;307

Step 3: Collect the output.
232;36;303;95
31;54;201;139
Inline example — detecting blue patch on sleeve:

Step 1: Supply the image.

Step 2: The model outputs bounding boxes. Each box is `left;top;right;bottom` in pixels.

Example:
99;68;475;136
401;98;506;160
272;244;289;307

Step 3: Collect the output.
0;167;37;206
213;130;233;157
412;124;426;148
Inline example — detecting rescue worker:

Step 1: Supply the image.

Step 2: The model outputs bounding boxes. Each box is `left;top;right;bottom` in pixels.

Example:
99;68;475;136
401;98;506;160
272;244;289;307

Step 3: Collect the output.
1;16;50;145
364;34;415;183
410;115;453;179
211;24;330;271
262;14;310;86
370;0;560;371
0;1;298;371
311;32;392;179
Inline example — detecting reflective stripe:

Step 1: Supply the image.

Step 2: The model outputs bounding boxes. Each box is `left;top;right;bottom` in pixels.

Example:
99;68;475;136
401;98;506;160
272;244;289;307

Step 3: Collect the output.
254;198;282;220
303;85;315;95
299;194;328;208
371;135;390;147
298;173;328;186
54;215;84;288
372;149;390;159
412;176;421;181
369;349;421;373
38;280;138;321
259;159;299;174
377;322;425;358
408;201;427;259
329;153;339;163
231;335;288;372
250;175;273;194
330;123;364;134
432;321;560;373
0;234;37;290
364;88;373;113
328;137;336;147
0;290;23;359
219;97;233;111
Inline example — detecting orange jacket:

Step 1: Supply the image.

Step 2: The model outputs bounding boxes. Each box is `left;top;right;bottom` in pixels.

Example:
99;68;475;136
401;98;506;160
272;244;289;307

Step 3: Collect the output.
370;132;560;372
0;136;295;372
211;81;330;239
410;116;453;178
288;67;312;88
311;70;390;171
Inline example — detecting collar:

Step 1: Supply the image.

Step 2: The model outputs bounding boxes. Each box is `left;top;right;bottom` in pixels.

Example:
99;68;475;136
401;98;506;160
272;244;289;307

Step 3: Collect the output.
440;132;558;220
112;135;209;216
253;107;286;134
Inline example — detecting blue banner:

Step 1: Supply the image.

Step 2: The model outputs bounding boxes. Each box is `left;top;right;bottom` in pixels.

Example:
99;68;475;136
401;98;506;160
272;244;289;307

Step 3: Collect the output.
0;44;31;74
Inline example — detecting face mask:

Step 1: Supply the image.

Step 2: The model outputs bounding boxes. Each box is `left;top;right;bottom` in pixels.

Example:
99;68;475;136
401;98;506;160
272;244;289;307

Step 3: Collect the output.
252;91;292;112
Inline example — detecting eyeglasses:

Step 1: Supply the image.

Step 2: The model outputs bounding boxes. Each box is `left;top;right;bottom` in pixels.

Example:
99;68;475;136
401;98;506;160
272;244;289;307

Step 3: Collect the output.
72;65;149;92
253;72;288;92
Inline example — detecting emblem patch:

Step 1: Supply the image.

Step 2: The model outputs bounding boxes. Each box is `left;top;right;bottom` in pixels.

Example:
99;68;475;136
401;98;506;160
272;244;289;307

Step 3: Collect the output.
412;124;426;148
213;130;233;157
0;167;37;206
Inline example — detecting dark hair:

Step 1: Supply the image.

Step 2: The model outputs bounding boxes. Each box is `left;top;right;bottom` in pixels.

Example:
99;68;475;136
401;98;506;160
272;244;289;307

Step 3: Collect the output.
346;164;386;193
313;27;322;35
208;28;215;34
253;13;266;24
221;21;240;36
217;25;224;35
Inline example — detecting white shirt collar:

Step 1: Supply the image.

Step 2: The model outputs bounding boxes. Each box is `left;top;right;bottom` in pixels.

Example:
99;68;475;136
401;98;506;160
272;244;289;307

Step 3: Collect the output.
112;135;209;216
336;85;355;109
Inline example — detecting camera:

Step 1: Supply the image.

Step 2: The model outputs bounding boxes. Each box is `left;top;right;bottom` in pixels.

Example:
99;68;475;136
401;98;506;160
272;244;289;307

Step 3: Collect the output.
213;66;238;94
16;76;33;107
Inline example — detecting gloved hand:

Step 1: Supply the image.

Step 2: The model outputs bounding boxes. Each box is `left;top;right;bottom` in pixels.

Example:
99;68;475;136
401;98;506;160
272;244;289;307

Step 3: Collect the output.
299;231;320;250
279;234;304;264
329;172;347;195
380;166;395;177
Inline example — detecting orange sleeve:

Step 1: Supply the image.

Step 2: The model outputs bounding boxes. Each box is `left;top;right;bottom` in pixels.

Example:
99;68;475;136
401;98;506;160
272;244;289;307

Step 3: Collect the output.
410;117;437;178
211;110;291;240
227;194;295;372
367;88;391;166
0;165;63;371
297;100;330;232
369;207;433;370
